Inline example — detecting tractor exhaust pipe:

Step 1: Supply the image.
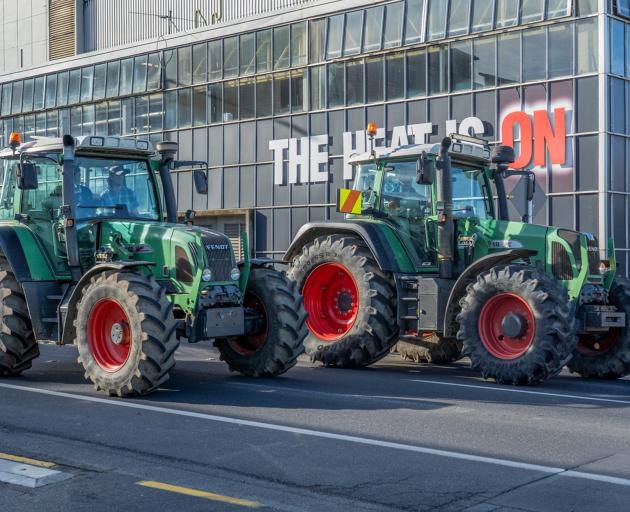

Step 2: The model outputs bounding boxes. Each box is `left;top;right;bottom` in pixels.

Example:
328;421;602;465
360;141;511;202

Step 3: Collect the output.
62;135;82;281
437;137;454;279
156;141;179;224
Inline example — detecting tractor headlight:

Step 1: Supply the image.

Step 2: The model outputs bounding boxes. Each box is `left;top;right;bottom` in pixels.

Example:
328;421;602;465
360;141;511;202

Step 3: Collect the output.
230;268;241;281
201;268;213;282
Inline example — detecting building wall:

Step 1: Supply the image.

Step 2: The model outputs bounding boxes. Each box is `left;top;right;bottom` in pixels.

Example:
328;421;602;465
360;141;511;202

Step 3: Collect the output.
0;0;48;74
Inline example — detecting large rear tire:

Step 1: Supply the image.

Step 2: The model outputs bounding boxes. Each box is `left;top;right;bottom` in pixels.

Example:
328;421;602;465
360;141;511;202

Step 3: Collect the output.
457;265;577;385
287;235;398;368
75;271;179;396
568;278;630;379
395;335;462;364
0;256;38;376
216;267;306;377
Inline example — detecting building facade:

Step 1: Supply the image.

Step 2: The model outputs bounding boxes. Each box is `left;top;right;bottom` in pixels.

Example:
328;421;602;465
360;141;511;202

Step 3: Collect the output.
0;0;629;271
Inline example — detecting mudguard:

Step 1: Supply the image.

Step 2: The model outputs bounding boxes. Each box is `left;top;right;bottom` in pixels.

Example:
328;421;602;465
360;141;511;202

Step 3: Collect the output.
284;221;407;273
60;261;155;345
442;249;538;337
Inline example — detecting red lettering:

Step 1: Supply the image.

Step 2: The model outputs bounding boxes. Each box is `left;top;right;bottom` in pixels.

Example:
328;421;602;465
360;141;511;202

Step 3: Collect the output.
534;108;566;167
501;111;532;169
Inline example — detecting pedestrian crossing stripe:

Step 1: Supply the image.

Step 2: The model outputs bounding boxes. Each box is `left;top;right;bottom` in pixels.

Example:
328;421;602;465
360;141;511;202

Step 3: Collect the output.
337;189;362;215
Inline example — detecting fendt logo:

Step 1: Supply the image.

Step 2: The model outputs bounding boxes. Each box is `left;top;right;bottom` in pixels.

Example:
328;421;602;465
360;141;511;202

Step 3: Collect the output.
269;108;570;186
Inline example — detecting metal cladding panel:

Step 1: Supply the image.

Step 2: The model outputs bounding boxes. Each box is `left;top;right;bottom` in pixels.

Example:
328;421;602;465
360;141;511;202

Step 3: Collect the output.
49;0;76;60
83;0;320;52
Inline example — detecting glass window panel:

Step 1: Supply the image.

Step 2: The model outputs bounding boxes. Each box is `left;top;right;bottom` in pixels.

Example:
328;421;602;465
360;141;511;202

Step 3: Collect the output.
133;55;147;94
547;0;570;18
448;0;471;37
473;37;496;89
134;96;148;134
163;91;177;130
428;45;448;95
576;18;598;74
22;79;34;112
208;83;223;123
384;2;404;48
427;0;448;40
522;28;546;81
148;93;162;132
326;15;344;59
327;62;345;107
80;66;94;102
364;6;384;52
1;84;11;116
208;40;223;80
407;50;426;98
224;80;239;120
520;0;544;23
82;104;94;135
616;0;630;16
548;24;573;78
163;50;177;89
497;32;520;85
46;110;59;137
291;22;308;66
177;89;192;128
344;11;364;56
239;78;255;119
256;30;272;73
178;46;192;86
193;86;207;126
405;0;425;44
223;37;238;78
576;0;597;15
496;0;519;28
36;112;47;135
119;58;134;96
121;99;134;135
147;53;161;90
107;100;121;135
33;77;45;110
309;19;326;63
274;72;291;114
45;75;57;109
310;65;326;110
68;69;81;104
274;26;290;70
472;0;495;33
366;57;384;102
24;114;35;140
256;74;273;116
451;40;472;91
95;102;108;135
240;33;255;75
291;69;307;112
70;106;82;135
193;43;207;84
93;64;106;100
106;61;120;97
386;53;405;99
611;20;625;76
346;59;364;105
11;82;23;114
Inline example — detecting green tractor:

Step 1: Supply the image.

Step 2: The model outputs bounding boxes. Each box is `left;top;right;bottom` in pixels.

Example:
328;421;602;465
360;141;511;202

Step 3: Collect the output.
0;132;306;396
285;129;630;385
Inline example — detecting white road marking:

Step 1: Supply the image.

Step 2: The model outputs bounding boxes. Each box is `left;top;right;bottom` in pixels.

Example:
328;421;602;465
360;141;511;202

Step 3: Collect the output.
1;382;630;488
409;379;630;406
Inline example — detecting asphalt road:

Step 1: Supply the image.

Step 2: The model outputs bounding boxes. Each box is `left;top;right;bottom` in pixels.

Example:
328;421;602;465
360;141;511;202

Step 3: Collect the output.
0;343;629;512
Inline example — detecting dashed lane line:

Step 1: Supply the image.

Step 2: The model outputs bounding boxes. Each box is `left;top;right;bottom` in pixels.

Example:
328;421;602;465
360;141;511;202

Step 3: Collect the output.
0;452;56;468
1;382;630;489
138;480;260;507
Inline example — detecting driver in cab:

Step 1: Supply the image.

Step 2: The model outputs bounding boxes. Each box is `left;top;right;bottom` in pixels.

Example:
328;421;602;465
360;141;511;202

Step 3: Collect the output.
100;166;139;215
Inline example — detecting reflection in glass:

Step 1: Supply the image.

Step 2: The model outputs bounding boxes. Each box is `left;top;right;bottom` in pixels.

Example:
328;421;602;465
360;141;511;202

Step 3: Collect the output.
405;0;425;44
366;57;384;102
240;78;256;119
108;100;121;135
274;72;291;114
548;24;573;78
363;6;384;52
472;0;494;33
178;47;192;86
45;75;57;109
291;22;308;66
428;45;448;95
328;62;345;107
576;18;598;75
208;83;223;123
256;74;273;116
133;56;148;94
520;0;544;24
240;33;256;75
309;20;326;64
148;94;162;132
11;81;22;114
224;37;238;78
473;37;496;89
208;40;223;80
193;43;207;84
147;54;161;90
547;0;570;18
611;20;625;77
105;61;120;97
119;58;134;96
291;69;308;112
346;59;364;105
274;26;290;70
497;33;520;85
34;77;45;110
22;79;34;113
387;53;405;100
224;80;239;121
407;50;426;98
95;102;108;135
383;2;404;48
68;69;81;104
193;86;207;126
522;28;546;82
310;66;326;110
343;11;363;57
496;0;519;28
326;15;344;59
256;30;272;73
163;91;177;130
450;41;472;91
80;66;94;103
448;0;471;37
427;0;447;40
93;64;106;100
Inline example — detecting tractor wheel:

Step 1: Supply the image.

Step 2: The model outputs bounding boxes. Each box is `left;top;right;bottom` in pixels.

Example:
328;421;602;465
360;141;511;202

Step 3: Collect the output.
288;235;398;368
216;267;306;377
568;278;630;379
0;256;39;376
75;271;179;396
457;265;577;386
395;334;462;364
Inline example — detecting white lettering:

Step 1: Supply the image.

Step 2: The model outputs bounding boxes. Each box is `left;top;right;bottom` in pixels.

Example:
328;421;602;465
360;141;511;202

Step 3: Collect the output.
288;137;310;184
459;117;485;136
343;130;366;180
390;125;409;148
269;139;289;185
407;123;433;144
310;135;329;183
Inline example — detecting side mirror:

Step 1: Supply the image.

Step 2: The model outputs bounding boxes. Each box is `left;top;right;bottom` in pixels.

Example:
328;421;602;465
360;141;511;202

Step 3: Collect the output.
491;145;516;165
193;169;208;195
16;163;38;190
416;152;434;185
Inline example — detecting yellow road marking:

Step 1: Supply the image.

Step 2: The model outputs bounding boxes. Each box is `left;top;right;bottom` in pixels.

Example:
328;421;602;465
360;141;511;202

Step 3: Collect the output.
0;452;56;468
137;481;260;508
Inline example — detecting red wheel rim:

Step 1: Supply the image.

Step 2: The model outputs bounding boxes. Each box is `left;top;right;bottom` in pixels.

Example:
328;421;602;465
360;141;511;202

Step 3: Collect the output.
229;293;268;356
478;293;535;360
87;299;132;372
302;263;359;341
577;329;621;357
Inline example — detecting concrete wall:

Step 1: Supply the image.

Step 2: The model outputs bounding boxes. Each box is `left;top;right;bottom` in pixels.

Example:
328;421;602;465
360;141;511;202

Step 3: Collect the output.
0;0;48;74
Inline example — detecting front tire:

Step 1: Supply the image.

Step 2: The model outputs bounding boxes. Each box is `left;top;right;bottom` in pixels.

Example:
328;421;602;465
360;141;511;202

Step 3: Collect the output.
457;265;577;385
568;278;630;379
0;256;38;376
75;271;179;396
216;267;306;377
288;235;399;368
